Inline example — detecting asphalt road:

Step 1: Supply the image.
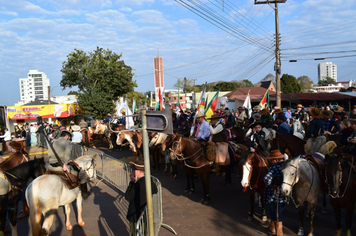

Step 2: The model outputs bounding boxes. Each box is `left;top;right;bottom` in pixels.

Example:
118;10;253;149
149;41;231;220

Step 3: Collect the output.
5;143;356;236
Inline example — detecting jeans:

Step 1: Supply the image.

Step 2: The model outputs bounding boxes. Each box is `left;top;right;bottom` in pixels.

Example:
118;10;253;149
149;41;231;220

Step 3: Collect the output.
268;202;287;222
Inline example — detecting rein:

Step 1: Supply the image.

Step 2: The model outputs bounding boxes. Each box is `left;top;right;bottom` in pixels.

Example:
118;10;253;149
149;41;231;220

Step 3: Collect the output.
169;137;210;169
327;156;354;198
246;153;269;190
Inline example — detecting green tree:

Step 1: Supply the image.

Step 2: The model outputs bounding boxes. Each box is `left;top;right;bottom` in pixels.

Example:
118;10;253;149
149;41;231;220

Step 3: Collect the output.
213;81;239;91
237;79;253;87
297;75;314;93
174;77;195;93
60;47;136;118
281;74;301;93
318;76;336;86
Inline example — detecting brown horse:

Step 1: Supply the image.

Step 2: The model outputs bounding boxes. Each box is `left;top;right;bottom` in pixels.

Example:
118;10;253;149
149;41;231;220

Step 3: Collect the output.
163;134;212;204
80;128;90;147
230;127;246;144
325;154;356;236
239;152;269;221
116;130;143;156
93;119;113;149
0;150;30;171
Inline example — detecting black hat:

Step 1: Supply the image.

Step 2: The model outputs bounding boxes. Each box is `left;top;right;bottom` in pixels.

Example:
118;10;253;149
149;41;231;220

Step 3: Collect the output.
129;160;144;171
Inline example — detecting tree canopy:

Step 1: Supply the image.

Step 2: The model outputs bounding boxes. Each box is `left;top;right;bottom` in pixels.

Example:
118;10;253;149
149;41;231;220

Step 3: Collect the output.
318;76;336;86
60;47;136;118
297;75;314;92
281;74;301;93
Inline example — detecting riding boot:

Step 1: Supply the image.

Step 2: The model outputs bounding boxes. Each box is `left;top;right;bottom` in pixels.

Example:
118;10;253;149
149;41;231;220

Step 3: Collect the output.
17;200;29;219
80;183;92;200
264;220;276;235
276;221;283;236
164;164;169;173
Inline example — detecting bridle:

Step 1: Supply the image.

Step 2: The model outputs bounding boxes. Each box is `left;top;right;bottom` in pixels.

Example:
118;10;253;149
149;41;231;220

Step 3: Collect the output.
243;153;268;190
326;156;354;198
169;137;209;169
283;159;314;208
85;158;96;179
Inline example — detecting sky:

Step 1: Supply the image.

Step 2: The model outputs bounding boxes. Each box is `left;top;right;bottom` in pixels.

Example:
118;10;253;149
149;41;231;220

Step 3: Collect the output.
1;0;356;106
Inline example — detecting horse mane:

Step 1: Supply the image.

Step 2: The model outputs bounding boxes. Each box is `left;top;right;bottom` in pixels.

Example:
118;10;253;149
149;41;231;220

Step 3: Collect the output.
281;156;304;170
279;133;305;143
75;155;94;162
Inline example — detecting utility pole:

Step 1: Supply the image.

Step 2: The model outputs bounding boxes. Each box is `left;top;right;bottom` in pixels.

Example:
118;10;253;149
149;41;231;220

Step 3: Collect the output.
254;0;286;107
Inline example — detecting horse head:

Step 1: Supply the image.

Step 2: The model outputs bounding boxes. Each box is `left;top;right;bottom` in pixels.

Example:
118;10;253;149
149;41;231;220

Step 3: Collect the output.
325;154;344;198
76;155;97;180
281;157;301;196
240;153;254;188
161;133;177;152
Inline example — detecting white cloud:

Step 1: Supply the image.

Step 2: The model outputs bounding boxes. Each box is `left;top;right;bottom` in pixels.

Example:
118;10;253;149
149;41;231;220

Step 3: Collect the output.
115;0;154;7
132;10;170;26
119;7;132;12
0;11;18;16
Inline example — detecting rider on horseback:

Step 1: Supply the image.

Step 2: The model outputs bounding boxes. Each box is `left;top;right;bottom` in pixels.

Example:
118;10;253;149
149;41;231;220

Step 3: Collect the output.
48;130;92;199
246;120;269;157
305;107;325;153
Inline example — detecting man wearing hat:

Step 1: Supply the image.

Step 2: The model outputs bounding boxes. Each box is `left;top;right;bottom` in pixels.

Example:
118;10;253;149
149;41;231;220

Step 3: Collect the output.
340;112;356;154
192;111;210;141
263;149;288;236
48;130;92;200
223;108;235;127
79;118;88;129
295;104;308;123
236;106;247;128
275;113;293;135
333;106;347;121
71;125;83;144
306;107;324;139
322;110;340;135
50;124;61;141
178;116;190;137
125;160;158;236
249;105;261;125
246;120;269;157
260;109;273;129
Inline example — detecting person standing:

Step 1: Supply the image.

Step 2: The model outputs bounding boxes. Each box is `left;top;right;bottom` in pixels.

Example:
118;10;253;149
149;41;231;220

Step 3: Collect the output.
51;124;61;140
0;128;11;153
36;123;46;148
125;160;158;236
264;149;288;236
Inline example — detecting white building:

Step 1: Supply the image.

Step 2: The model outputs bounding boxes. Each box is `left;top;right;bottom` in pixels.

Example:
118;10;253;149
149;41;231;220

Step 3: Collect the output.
312;84;344;93
19;70;50;103
318;62;337;82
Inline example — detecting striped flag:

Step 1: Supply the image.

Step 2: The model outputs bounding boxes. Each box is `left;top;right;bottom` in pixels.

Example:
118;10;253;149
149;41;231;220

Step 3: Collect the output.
259;90;270;110
132;98;137;113
204;90;219;120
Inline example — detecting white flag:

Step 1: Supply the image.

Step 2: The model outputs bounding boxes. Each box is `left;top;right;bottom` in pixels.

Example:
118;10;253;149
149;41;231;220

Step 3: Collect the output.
124;99;135;129
243;91;252;118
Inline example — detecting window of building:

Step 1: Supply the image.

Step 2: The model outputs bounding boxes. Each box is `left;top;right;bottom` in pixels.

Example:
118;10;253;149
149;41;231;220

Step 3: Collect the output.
34;87;42;91
35;91;43;94
34;78;42;82
34;82;42;86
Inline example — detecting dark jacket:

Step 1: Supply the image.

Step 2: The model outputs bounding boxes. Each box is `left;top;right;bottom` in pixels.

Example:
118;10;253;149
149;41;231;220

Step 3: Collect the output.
211;123;227;143
306;118;324;138
340;127;356;154
278;121;293;135
260;114;274;129
125;176;158;222
247;130;268;155
295;109;308;123
178;121;191;137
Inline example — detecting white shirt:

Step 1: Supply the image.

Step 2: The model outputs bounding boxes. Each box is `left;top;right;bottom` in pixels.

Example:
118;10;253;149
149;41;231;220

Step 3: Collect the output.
195;120;210;140
71;131;83;143
0;131;11;141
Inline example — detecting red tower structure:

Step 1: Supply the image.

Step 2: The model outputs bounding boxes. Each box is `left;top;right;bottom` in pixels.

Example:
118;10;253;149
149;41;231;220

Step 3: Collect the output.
154;57;164;105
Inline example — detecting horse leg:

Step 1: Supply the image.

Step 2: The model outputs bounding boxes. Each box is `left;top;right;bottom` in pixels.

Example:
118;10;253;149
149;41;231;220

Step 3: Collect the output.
198;168;210;205
0;194;8;235
260;192;267;222
8;204;18;236
77;195;85;227
345;203;355;235
321;192;327;213
64;204;73;230
308;204;316;236
42;208;58;235
331;203;342;236
248;189;254;221
298;206;305;236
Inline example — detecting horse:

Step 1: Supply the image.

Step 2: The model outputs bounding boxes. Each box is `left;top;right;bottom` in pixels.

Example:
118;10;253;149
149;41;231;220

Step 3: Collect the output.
80;128;90;147
325;154;356;236
239;152;269;221
0;150;30;171
164;135;212;204
292;118;305;139
281;157;321;236
0;157;46;236
116;130;143;156
230;127;245;144
26;155;97;236
149;132;168;170
93;119;113;149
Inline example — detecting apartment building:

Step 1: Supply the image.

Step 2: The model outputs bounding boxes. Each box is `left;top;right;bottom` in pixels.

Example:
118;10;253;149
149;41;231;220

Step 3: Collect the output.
19;70;50;103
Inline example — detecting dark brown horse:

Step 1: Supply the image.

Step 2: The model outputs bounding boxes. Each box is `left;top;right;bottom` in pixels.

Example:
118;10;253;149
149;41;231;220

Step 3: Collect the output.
162;134;212;204
230;127;246;144
80;128;90;147
278;133;306;157
325;154;356;236
0;150;30;171
239;152;269;221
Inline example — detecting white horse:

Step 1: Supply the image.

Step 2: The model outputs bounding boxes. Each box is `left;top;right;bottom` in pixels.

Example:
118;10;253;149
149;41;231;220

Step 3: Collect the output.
26;155;96;236
281;157;321;236
293;118;305;139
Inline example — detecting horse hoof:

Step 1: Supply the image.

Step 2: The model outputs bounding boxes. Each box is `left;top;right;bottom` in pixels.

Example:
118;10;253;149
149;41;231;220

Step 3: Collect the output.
78;221;85;227
41;228;49;235
66;225;73;231
262;216;267;222
203;200;210;206
297;228;304;236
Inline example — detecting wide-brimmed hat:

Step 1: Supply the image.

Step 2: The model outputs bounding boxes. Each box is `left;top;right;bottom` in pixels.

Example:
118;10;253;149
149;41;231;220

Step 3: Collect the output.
322;110;334;119
238;106;244;110
60;129;73;138
249;121;265;129
260;109;269;116
297;104;303;108
276;113;287;121
207;114;221;120
225;122;233;128
309;107;322;118
253;105;261;111
266;150;285;160
71;125;81;131
129;160;144;171
9;141;22;151
195;111;205;118
273;109;283;115
53;124;59;129
334;106;344;113
70;121;75;125
252;113;261;121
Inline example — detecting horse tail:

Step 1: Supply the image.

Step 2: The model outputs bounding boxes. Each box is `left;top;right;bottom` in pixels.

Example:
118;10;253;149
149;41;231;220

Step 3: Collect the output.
27;185;42;236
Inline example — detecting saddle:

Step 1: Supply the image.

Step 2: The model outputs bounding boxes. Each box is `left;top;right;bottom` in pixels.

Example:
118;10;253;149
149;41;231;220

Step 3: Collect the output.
44;170;79;190
304;152;326;191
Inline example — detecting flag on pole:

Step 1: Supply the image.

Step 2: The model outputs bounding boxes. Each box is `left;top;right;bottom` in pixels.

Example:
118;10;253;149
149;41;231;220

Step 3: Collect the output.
198;87;206;114
243;90;252;118
204;94;209;111
175;80;183;116
156;88;161;111
132;98;137;113
124;99;135;129
204;90;219;120
159;88;163;111
259;90;270;110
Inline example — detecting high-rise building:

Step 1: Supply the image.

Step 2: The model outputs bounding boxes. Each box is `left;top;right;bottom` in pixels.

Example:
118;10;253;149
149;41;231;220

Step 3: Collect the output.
19;70;50;104
318;62;337;82
153;57;164;103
